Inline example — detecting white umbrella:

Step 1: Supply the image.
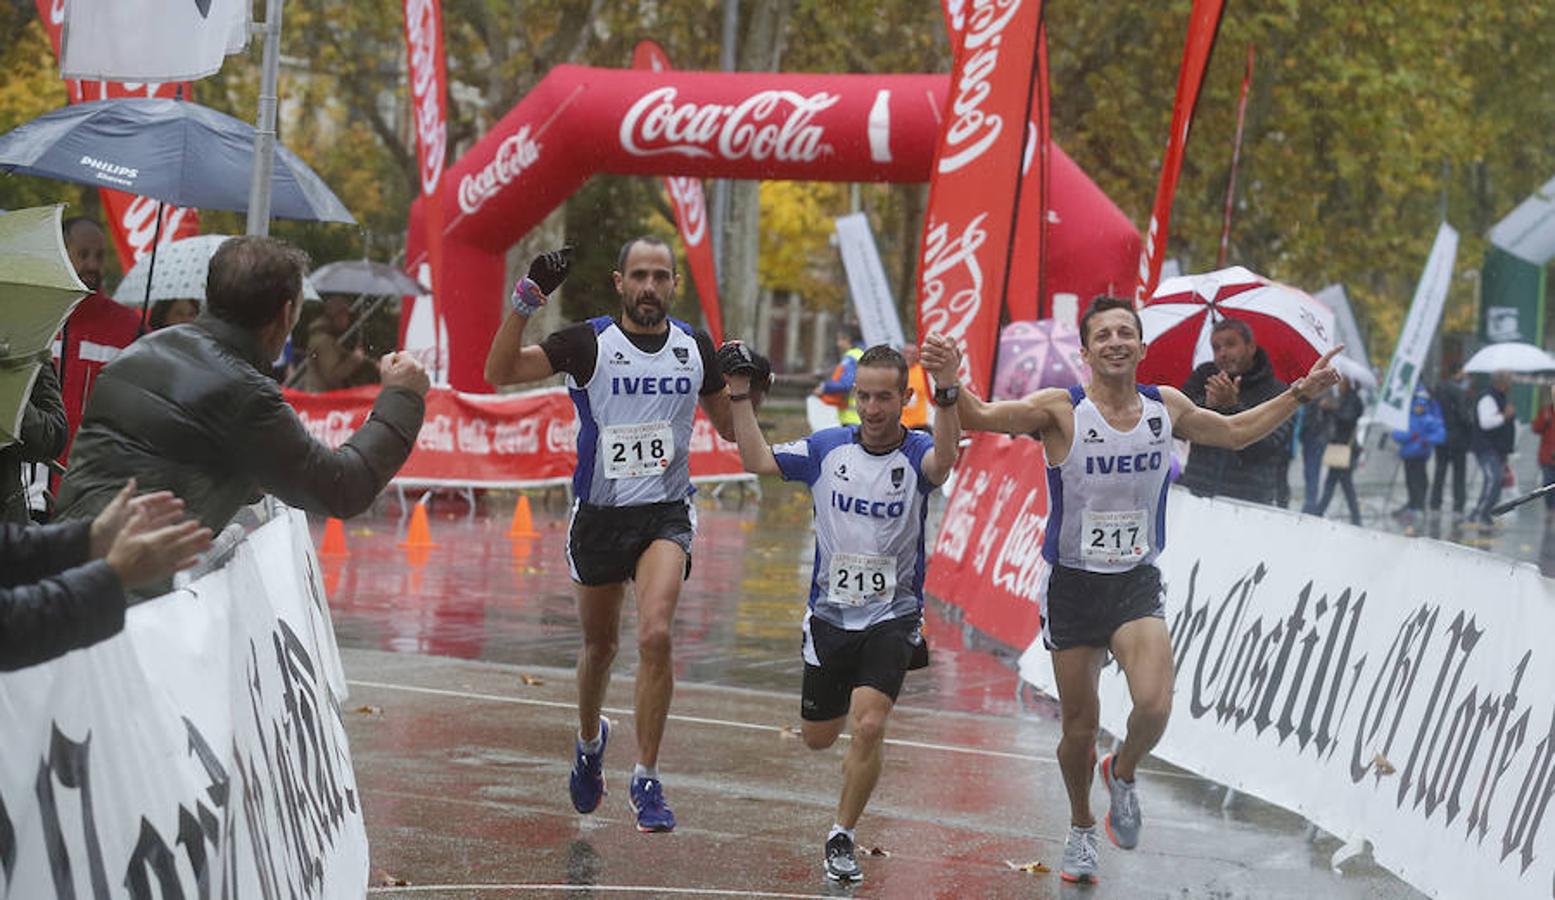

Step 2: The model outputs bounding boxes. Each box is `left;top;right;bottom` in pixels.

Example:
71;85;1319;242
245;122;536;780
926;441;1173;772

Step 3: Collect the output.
112;234;322;310
0;205;87;447
1462;342;1555;374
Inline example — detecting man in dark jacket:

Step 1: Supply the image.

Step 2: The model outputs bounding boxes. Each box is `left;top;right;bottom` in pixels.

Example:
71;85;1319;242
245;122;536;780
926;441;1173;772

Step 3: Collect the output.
1178;319;1292;505
56;236;429;531
1469;371;1517;526
1430;370;1474;516
1;362;67;523
3;479;211;671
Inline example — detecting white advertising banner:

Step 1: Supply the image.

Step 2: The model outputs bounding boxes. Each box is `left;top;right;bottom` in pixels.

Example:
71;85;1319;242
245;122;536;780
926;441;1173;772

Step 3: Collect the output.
1376;223;1459;431
1018;489;1555;900
0;508;369;898
834;212;906;349
60;0;249;82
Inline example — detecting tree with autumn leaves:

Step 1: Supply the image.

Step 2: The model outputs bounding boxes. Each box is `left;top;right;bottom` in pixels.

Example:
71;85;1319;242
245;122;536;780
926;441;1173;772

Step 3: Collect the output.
1;0;1551;362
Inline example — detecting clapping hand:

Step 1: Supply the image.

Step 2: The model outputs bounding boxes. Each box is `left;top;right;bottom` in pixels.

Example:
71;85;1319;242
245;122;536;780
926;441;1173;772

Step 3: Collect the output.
1205;371;1240;409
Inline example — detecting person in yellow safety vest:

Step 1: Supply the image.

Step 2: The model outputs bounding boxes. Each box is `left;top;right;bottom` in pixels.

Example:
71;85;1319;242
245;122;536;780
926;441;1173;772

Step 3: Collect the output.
900;342;932;431
814;324;865;425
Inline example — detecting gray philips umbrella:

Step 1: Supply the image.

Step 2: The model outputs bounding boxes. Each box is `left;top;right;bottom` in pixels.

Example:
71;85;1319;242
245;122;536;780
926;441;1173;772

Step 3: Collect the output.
0;98;354;224
309;260;426;297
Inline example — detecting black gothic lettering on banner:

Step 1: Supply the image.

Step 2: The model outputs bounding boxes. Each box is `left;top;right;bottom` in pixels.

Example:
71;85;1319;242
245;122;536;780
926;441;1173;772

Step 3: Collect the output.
1;787;15;891
233;619;360;899
1169;560;1366;758
36;725;110;900
1166;555;1555;896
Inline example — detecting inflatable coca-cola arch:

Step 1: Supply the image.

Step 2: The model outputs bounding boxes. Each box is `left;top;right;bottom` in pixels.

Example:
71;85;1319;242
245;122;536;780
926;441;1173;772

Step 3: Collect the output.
406;64;1139;392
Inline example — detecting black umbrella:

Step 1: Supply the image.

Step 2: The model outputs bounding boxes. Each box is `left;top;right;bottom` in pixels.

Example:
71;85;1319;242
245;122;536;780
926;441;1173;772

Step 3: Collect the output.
309;260;426;297
0;98;354;223
0;97;355;329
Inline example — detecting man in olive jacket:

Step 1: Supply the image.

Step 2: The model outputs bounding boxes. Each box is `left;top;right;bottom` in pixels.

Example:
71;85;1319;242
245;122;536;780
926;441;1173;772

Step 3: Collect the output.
56;236;429;532
1178;318;1292;506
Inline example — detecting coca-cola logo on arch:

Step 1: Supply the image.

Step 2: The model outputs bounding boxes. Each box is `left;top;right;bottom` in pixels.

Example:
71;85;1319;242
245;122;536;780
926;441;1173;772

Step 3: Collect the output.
458;126;541;215
620;87;839;163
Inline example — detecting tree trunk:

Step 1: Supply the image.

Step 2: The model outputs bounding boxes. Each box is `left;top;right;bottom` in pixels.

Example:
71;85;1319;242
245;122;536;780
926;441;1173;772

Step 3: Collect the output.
720;0;791;343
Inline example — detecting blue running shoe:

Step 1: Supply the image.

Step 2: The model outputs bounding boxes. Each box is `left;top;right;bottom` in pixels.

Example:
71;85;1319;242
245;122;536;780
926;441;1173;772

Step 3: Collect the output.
569;716;609;814
629;775;676;832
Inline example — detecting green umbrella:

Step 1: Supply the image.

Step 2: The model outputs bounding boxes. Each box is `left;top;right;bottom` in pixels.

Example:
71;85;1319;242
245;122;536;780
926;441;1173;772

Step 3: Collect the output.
0;205;87;448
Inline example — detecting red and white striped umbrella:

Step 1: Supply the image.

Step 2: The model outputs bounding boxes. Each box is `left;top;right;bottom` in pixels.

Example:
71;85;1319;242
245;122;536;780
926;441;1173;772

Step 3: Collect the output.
1137;266;1336;388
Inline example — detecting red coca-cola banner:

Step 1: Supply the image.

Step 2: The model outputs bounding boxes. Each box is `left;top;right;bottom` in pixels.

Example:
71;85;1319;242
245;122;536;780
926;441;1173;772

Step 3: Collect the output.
406;62;1137;392
632;40;724;345
926;432;1048;649
402;0;449;380
34;0;200;270
1134;0;1227;303
917;0;1044;397
283;386;749;488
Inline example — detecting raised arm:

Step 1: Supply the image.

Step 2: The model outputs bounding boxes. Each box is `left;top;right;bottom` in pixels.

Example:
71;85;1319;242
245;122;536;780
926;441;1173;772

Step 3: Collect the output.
718;343;780;476
917;334;962;485
484;247;572;387
1168;346;1343;449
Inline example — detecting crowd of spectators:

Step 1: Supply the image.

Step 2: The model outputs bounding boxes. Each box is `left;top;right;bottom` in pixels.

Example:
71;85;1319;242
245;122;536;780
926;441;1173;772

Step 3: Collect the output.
2;219;427;671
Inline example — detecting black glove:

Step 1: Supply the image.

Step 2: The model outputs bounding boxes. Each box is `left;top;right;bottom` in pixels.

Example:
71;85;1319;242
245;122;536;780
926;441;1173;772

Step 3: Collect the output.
527;245;574;296
717;340;758;377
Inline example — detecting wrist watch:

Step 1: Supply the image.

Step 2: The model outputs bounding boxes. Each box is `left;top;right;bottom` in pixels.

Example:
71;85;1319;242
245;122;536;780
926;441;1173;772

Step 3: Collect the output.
933;385;960;408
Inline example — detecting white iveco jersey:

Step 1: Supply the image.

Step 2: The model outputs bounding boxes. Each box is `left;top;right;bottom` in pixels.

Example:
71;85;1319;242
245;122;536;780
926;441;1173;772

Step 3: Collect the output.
568;316;702;507
774;427;937;631
1043;385;1173;574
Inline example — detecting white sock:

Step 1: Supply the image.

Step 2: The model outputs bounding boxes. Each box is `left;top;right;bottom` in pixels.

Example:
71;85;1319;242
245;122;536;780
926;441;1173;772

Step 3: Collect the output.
633;763;658;782
578;731;602;754
828;823;855;842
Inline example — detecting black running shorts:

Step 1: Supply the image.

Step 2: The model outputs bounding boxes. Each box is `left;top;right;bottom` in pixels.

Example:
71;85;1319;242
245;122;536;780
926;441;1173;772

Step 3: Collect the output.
567;500;694;586
800;614;925;721
1041;562;1165;651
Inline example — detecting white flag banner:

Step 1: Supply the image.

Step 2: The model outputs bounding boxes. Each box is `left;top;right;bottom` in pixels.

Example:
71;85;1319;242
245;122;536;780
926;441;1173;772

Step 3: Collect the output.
1017;490;1555;900
0;507;369;898
1375;223;1458;431
60;0;250;82
1314;283;1370;371
835;212;906;349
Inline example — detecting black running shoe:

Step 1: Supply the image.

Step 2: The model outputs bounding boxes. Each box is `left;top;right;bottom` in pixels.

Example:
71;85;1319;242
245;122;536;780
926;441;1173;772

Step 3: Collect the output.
824;832;862;883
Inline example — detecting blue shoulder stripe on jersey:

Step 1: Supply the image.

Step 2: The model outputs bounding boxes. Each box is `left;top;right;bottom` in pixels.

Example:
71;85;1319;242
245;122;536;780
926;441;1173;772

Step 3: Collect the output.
1138;384;1162;401
589;315;613;335
669;317;695;336
1154;461;1171;555
1067;385;1086;407
569;386;599;500
1042;466;1064;564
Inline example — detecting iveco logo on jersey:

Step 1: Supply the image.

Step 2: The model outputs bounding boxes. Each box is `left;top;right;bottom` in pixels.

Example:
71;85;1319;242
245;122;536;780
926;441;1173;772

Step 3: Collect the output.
1085;452;1164;475
831;491;905;519
611;376;694;395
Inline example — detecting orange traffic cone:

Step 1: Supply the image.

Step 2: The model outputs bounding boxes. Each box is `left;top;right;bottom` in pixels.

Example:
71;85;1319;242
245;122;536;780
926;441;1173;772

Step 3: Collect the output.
401;501;438;549
319;517;349;557
508;494;541;538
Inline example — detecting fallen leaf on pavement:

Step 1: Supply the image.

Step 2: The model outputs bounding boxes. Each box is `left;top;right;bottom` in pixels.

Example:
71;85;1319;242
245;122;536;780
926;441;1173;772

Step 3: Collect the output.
353;705;382;716
374;870;411;886
1003;860;1051;874
519;673;545;686
778;725;802;740
864;846;890;857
